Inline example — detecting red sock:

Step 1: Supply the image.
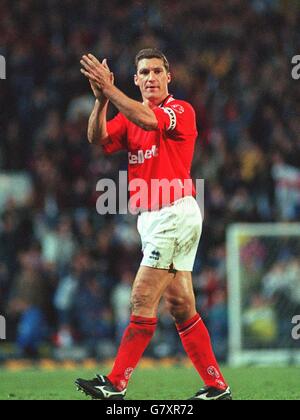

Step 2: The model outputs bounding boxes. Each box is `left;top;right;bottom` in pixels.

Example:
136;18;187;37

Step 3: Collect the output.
107;315;157;391
176;313;227;390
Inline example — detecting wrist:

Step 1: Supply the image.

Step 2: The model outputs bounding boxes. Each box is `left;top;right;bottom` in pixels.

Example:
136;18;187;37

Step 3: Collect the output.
96;97;108;107
102;83;115;99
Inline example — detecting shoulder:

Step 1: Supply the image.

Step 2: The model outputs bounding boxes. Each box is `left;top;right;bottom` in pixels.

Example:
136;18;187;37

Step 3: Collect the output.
163;97;196;116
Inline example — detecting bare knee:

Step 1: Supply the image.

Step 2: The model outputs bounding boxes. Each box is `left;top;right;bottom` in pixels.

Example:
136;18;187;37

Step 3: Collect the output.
131;291;155;315
166;296;196;324
130;267;172;317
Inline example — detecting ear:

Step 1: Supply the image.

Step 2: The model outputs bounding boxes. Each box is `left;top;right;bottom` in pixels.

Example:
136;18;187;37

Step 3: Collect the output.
134;74;139;86
167;73;172;84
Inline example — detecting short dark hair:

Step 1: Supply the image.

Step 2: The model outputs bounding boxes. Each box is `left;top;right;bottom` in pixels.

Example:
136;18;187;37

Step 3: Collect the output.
135;48;170;72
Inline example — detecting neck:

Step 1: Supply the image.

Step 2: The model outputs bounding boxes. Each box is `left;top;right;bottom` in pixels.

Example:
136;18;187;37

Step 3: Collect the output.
143;93;170;109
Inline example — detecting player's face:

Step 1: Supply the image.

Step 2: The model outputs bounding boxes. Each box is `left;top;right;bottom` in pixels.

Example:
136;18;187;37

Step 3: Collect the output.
134;58;171;104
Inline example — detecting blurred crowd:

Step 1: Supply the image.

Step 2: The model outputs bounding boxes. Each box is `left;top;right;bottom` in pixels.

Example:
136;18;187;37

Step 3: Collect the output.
241;237;300;348
0;0;299;360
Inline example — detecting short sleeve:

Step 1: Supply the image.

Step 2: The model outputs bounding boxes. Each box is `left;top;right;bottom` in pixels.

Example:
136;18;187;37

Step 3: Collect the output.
153;102;197;137
102;113;127;155
153;107;177;132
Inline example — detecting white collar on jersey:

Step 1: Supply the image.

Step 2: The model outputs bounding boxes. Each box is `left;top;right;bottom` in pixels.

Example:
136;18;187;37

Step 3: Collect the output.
159;94;174;108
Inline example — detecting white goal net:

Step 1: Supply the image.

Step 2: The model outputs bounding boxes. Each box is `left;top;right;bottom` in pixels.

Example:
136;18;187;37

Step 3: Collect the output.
227;224;300;366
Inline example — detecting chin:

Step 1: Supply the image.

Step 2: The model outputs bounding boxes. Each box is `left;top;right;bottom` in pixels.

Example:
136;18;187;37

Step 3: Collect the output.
144;92;162;102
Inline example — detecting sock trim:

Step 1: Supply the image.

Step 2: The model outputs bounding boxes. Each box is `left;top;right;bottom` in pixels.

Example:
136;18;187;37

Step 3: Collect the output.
131;320;158;326
178;317;201;336
176;313;201;335
130;315;158;326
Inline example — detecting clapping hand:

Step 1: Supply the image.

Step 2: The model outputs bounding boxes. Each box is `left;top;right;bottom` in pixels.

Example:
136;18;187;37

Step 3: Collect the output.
80;54;114;100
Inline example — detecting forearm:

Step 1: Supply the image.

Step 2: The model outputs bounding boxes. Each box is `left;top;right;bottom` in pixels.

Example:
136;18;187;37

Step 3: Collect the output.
103;85;158;131
87;99;110;145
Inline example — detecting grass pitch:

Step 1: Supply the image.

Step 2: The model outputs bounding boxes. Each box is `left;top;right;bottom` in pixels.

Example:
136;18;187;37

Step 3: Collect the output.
0;365;299;400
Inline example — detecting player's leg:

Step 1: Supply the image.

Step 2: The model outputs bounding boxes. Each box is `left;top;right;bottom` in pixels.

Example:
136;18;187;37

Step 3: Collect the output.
106;266;171;389
130;265;172;317
76;266;171;399
164;270;197;323
164;271;232;400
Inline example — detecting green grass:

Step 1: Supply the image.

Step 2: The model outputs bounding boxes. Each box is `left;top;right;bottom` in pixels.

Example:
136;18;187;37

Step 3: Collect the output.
0;366;299;400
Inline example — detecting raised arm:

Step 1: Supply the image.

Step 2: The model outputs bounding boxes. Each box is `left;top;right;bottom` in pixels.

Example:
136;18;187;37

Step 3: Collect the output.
83;59;113;145
80;54;158;131
87;98;109;145
101;85;158;131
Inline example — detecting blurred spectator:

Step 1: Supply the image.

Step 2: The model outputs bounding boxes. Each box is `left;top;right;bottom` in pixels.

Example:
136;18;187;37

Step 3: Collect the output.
40;216;77;271
75;274;114;358
53;251;90;341
207;290;228;361
111;270;133;344
7;246;48;358
0;211;18;286
243;294;278;347
272;159;300;221
261;256;300;346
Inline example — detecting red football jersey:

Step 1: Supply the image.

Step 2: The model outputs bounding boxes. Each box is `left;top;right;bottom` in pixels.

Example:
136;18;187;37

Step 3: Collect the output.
103;95;198;211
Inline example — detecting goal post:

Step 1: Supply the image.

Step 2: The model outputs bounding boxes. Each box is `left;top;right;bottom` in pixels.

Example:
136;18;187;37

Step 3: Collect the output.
227;224;300;366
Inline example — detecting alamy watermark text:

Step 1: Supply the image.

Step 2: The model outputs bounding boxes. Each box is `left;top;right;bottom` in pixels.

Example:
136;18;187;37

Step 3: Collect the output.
0;55;6;80
0;315;6;340
95;172;205;217
291;55;300;80
291;315;300;340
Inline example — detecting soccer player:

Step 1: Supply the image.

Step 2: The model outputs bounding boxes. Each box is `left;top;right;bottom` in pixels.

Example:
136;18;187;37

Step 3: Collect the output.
76;49;232;401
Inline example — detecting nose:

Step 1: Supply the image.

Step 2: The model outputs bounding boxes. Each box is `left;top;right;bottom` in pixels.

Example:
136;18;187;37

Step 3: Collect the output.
147;71;156;82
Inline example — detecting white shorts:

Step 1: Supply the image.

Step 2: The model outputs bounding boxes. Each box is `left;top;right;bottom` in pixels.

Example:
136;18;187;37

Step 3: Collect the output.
137;196;203;272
